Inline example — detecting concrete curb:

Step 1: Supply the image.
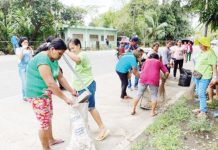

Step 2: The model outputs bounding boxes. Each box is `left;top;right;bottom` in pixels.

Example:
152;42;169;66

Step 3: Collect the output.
114;89;187;150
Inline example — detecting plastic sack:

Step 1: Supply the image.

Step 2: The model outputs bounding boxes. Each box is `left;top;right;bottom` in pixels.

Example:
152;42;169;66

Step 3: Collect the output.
178;69;192;87
66;103;96;150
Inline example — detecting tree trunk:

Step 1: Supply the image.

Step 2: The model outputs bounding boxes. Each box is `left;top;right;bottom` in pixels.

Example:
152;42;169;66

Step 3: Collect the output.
204;22;209;37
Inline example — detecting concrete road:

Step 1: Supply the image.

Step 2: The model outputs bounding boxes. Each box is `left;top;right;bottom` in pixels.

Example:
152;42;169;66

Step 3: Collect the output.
0;49;194;150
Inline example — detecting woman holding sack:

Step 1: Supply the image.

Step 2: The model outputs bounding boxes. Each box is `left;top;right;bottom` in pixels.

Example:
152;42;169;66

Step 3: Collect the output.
192;37;217;118
25;38;77;150
66;38;109;141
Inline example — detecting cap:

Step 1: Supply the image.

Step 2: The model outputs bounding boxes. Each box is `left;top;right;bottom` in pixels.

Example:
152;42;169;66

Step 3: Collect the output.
131;36;139;42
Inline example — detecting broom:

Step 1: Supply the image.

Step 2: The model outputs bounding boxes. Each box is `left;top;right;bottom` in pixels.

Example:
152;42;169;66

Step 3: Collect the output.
185;82;196;100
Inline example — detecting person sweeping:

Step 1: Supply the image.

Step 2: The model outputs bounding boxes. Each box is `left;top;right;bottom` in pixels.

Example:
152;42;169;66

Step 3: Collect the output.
131;53;169;117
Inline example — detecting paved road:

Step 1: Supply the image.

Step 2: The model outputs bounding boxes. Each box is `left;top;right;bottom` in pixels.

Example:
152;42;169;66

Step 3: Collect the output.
0;48;197;150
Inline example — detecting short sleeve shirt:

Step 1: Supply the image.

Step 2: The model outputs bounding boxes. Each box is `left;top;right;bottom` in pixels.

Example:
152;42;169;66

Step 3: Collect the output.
195;49;217;79
26;53;59;98
72;52;94;91
116;54;137;73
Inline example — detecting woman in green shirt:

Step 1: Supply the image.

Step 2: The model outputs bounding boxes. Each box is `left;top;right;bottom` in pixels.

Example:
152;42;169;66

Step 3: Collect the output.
193;37;217;118
26;38;77;150
66;38;109;141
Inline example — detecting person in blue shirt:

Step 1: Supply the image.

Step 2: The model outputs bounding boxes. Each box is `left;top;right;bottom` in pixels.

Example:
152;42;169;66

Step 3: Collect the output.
11;35;19;53
125;37;140;89
116;50;140;100
125;36;139;53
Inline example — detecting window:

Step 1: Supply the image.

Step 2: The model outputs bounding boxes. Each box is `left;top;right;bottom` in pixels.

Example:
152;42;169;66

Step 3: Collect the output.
107;35;115;41
72;34;83;41
90;35;98;41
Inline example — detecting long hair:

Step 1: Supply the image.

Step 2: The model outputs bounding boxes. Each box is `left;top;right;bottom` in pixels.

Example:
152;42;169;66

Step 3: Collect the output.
18;37;28;47
34;38;67;56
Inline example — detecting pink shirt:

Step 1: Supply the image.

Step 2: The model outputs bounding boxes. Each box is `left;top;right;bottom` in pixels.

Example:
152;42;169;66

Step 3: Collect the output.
172;46;185;60
139;59;168;86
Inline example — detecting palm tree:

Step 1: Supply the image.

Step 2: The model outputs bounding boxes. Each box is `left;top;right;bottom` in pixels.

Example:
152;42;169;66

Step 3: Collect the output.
143;13;168;44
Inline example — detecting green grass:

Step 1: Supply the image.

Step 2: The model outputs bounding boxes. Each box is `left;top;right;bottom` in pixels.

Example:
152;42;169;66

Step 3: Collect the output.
188;116;212;133
208;101;218;109
131;98;191;150
146;98;191;135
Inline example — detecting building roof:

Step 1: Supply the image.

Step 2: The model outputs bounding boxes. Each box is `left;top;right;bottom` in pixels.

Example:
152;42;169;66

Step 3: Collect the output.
63;25;117;32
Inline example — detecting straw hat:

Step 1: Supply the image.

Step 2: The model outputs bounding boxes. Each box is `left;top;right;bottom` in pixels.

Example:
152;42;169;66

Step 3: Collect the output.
195;37;211;48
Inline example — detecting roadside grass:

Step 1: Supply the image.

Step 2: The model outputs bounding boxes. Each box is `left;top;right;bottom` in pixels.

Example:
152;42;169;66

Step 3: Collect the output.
131;97;218;150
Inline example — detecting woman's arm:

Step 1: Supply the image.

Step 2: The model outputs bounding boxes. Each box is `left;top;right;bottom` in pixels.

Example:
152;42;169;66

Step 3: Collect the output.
57;71;77;96
38;65;73;104
65;50;81;63
16;48;24;60
210;64;217;87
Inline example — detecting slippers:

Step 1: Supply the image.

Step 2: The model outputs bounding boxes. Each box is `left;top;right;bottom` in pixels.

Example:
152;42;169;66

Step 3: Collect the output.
131;111;136;115
50;139;64;146
95;129;110;141
150;112;158;117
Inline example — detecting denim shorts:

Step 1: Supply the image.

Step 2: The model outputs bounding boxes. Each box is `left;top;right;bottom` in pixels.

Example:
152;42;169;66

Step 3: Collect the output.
78;81;96;110
137;83;158;101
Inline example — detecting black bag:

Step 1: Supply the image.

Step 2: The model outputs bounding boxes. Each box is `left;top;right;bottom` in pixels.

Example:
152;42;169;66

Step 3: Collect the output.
178;69;192;87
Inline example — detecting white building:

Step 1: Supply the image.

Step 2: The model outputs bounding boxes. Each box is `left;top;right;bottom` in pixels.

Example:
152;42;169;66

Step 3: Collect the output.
63;26;117;50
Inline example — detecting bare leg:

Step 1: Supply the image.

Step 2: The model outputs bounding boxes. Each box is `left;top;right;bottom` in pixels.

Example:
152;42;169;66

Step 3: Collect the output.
48;123;64;145
131;99;140;115
39;129;51;150
89;108;107;139
150;101;157;117
208;87;213;103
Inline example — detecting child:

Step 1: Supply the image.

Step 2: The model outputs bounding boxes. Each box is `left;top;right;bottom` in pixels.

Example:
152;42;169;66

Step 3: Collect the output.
131;53;169;116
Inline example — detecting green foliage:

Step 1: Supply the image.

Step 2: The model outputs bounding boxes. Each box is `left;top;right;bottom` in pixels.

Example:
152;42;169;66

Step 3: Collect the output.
185;0;218;32
146;98;191;134
208;101;218;109
91;0;192;43
131;141;146;150
0;0;86;53
149;125;181;150
188;116;212;133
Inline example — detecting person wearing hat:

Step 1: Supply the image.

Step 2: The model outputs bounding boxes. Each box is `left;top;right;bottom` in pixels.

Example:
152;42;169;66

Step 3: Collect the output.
192;37;217;118
125;36;139;53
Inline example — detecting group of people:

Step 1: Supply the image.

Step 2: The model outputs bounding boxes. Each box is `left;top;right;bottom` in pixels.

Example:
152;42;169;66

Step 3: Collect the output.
14;37;109;150
13;34;218;149
116;36;218;119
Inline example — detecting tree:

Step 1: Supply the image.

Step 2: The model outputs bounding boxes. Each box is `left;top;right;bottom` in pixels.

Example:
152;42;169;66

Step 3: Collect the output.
144;13;168;45
185;0;218;36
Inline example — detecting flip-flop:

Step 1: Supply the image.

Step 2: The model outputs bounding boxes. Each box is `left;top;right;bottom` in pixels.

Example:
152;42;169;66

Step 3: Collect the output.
50;139;64;146
131;111;136;115
95;129;110;141
214;111;218;118
150;112;158;117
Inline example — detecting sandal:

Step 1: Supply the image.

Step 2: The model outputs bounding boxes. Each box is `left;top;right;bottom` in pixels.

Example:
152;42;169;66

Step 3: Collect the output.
95;129;110;141
131;111;136;115
50;139;64;146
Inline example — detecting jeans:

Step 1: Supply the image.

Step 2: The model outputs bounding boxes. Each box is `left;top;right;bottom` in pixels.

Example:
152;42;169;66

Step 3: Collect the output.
116;71;128;98
173;59;184;77
78;81;96;110
195;78;211;112
186;53;192;62
19;67;27;99
128;76;139;88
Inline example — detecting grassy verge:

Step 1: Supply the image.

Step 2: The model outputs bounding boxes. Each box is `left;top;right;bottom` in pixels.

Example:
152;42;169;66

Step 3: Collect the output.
131;97;218;150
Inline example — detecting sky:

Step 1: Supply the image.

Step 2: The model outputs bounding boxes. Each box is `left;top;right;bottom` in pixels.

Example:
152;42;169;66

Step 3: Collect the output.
60;0;129;25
